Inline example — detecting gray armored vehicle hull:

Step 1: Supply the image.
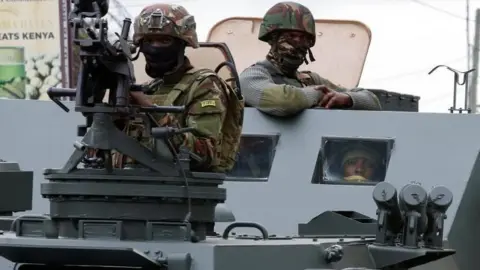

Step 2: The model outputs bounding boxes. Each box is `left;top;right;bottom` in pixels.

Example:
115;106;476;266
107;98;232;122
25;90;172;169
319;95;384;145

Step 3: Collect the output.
0;101;469;270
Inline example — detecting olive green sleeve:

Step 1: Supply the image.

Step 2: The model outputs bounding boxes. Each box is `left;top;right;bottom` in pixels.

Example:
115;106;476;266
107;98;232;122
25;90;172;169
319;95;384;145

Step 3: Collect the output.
313;73;382;111
179;76;227;171
239;65;321;116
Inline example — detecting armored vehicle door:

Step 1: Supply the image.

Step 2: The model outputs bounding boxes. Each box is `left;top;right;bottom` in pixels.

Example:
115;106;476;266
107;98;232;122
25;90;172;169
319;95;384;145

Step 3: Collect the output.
206;17;372;89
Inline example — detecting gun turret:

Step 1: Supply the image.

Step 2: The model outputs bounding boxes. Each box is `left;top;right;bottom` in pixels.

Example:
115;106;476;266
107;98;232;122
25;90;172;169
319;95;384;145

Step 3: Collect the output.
37;0;228;244
0;4;231;262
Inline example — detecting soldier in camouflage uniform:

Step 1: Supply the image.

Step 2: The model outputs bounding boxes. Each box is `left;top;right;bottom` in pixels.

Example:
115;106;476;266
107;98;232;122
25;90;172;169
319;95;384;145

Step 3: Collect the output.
239;1;382;116
118;3;242;172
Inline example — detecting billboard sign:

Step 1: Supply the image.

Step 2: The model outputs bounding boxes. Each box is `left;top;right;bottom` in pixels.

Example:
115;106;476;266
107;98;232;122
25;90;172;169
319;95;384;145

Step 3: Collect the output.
0;0;70;100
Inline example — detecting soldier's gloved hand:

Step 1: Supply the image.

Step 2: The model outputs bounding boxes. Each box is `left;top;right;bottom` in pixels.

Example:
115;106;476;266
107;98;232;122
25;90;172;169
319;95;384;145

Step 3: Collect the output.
315;85;353;109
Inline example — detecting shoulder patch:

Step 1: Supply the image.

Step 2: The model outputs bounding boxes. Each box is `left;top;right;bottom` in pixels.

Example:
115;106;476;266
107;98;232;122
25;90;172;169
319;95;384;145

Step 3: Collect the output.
200;100;216;107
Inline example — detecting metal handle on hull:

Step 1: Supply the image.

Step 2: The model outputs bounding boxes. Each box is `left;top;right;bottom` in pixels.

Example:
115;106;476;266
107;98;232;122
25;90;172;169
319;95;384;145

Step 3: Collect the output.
221;222;269;240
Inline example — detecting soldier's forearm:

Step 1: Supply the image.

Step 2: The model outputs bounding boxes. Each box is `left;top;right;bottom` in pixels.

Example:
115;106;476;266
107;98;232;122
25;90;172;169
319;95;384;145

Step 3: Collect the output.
347;89;382;110
240;65;322;116
253;85;321;116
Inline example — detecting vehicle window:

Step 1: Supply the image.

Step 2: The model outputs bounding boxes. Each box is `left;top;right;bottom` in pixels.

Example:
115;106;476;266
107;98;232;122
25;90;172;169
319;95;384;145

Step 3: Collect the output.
227;134;279;180
312;137;394;185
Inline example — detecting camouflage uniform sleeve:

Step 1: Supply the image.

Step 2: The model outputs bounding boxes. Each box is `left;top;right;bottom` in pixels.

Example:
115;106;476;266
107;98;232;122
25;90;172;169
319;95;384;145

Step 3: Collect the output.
312;73;382;110
179;76;227;171
239;65;321;116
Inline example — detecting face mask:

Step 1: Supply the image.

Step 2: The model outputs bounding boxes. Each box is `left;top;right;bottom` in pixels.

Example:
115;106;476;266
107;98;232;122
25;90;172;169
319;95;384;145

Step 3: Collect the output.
140;41;185;78
267;34;314;75
270;42;308;74
277;40;308;69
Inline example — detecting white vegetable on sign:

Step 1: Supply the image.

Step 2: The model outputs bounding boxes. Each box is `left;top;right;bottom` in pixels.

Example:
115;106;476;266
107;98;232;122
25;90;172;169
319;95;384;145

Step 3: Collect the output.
25;54;62;100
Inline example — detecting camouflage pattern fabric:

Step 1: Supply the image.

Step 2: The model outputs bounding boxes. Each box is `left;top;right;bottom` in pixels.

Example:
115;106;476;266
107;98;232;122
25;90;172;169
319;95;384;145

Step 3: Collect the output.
202;71;244;173
133;3;199;48
153;67;244;173
158;68;244;173
120;64;225;171
239;60;382;116
116;59;243;172
266;33;313;76
258;1;316;45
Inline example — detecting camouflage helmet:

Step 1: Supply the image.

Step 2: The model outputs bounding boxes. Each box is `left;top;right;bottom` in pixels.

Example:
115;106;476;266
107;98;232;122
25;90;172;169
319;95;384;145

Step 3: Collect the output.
133;3;199;48
258;1;316;46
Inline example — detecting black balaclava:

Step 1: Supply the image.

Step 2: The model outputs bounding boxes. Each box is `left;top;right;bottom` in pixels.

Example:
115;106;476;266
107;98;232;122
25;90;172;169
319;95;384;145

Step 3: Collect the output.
140;38;186;78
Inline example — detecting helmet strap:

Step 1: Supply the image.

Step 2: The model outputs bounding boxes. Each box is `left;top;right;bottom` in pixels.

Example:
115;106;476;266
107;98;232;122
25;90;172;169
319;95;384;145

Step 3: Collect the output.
304;48;315;65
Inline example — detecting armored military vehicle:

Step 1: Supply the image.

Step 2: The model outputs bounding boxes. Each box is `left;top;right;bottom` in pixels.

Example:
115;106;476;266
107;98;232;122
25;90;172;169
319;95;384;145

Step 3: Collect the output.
0;26;460;270
0;2;475;269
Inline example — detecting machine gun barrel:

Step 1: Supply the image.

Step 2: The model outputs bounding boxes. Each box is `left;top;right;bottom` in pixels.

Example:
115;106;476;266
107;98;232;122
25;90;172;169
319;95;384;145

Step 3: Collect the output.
112;18;133;107
140;106;186;113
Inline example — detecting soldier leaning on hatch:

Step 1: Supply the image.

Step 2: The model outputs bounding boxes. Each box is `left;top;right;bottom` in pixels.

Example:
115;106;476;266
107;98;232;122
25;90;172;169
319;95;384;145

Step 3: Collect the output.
112;3;242;173
239;1;382;116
